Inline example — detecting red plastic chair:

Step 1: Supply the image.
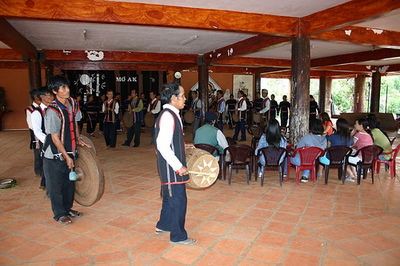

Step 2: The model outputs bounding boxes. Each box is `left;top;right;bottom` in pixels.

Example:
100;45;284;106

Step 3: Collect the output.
376;144;400;179
287;146;324;185
348;145;383;185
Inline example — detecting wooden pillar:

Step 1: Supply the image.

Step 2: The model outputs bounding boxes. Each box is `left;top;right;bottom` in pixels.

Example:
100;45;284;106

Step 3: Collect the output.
28;59;41;90
198;57;208;125
290;35;310;146
138;70;143;95
370;71;381;113
115;71;121;94
167;70;174;83
319;76;332;115
158;71;164;93
255;73;261;95
354;75;366;113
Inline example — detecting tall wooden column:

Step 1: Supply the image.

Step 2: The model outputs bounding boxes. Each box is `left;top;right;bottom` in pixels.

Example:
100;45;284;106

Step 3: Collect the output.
255;73;261;95
354;75;366;113
115;71;121;94
138;70;143;95
370;72;381;113
198;57;208;125
290;35;310;146
158;71;164;93
319;76;332;115
28;59;41;90
44;63;53;83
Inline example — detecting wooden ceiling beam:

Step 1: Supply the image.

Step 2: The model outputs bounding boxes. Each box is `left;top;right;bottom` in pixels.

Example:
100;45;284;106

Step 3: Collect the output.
216;57;291;68
44;50;197;63
0;48;21;60
204;35;290;64
301;0;400;35
311;48;400;68
0;0;298;35
255;67;289;74
0;18;38;59
261;70;357;79
0;61;28;69
312;64;373;73
312;26;400;47
52;61;194;71
208;66;257;74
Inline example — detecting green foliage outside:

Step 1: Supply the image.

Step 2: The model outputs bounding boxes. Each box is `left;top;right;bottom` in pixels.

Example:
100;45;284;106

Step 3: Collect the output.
262;76;400;116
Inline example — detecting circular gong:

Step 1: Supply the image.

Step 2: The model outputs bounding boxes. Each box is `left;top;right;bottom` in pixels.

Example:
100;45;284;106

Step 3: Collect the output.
184;110;195;124
186;148;219;189
144;112;155;128
253;113;261;123
74;146;104;206
122;112;134;128
79;135;96;154
232;113;239;122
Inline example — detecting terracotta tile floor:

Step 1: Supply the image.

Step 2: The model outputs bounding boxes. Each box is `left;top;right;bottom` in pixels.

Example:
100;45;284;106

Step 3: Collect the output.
1;128;399;265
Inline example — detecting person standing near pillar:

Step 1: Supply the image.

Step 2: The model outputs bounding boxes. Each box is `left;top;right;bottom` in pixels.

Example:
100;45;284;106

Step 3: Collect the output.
155;82;196;245
269;94;278;120
259;89;270;126
122;89;143;147
190;90;201;140
226;94;237;129
43;75;89;225
84;94;98;137
215;90;225;132
309;95;320;128
102;90;119;149
31;86;53;190
26;89;41;176
148;91;161;144
233;90;247;141
278;95;291;128
98;93;106;135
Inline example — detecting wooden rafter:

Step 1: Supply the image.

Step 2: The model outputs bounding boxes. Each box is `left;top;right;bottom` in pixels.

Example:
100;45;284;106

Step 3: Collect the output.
312;26;400;47
0;18;38;59
311;49;400;68
0;48;21;60
217;57;291;68
0;0;298;36
51;61;195;71
313;64;373;73
301;0;400;35
44;50;197;63
262;70;357;79
204;35;291;64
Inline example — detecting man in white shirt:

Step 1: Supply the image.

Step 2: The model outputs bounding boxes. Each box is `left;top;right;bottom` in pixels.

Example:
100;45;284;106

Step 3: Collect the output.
102;90;119;148
31;87;54;189
154;82;196;245
215;90;226;132
259;89;270;124
147;91;161;144
233;90;247;141
25;89;41;176
190;90;201;140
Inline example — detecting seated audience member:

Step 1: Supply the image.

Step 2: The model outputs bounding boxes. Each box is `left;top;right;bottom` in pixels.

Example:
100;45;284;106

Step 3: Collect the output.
320;112;333;136
255;119;287;177
290;120;327;183
368;117;392;161
319;118;355;182
347;118;374;179
367;113;391;141
194;111;228;160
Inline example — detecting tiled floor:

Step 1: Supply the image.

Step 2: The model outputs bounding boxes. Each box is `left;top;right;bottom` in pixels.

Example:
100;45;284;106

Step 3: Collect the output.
0;127;399;266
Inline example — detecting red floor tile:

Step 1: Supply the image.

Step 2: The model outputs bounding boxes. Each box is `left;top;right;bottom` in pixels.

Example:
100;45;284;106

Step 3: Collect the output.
282;251;320;266
289;236;324;254
94;250;129;263
196;251;238;266
60;235;100;254
213;238;250;256
163;245;204;264
336;239;379;257
256;231;291;248
197;221;231;236
135;238;170;255
245;244;283;263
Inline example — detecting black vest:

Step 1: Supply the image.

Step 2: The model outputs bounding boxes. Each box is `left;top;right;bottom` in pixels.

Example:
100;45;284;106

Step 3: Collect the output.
44;98;79;160
155;108;189;185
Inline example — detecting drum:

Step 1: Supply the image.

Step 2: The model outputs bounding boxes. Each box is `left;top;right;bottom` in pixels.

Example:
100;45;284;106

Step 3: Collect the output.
122;112;134;128
185;148;219;189
232;113;239;122
253;113;261;123
74;146;104;206
144;112;155;128
184;110;195;124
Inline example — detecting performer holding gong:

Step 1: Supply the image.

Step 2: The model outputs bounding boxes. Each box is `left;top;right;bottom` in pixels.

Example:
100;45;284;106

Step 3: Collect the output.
154;82;197;245
43;75;91;225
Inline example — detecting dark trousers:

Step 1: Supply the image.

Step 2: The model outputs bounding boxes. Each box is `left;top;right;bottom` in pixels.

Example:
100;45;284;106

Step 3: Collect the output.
270;110;276;120
86;116;97;134
233;120;246;141
156;184;188;242
281;116;288;127
33;148;42;175
150;125;156;144
228;111;235;127
124;122;141;146
43;158;75;221
104;122;118;147
99;113;105;132
216;116;223;132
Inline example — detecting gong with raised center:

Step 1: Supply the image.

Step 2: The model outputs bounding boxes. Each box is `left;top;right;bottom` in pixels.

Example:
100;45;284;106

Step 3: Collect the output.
185;148;219;189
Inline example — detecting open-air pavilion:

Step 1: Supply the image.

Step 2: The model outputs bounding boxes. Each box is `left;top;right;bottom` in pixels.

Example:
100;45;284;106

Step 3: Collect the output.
0;0;400;265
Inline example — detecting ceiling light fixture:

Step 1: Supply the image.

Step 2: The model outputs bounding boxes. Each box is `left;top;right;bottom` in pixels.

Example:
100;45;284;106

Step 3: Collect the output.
180;35;198;46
